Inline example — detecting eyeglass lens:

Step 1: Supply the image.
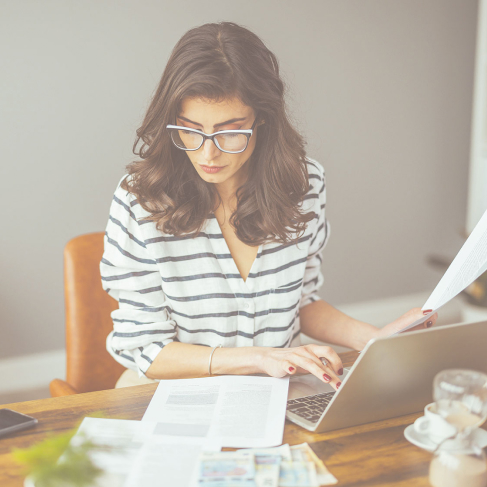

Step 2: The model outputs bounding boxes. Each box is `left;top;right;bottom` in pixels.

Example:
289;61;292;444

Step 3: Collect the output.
170;129;248;152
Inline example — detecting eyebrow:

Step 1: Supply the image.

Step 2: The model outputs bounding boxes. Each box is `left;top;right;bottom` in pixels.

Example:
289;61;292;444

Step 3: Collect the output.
177;115;247;128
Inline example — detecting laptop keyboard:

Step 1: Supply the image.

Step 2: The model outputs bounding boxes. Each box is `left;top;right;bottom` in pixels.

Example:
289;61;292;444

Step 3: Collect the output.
287;392;336;423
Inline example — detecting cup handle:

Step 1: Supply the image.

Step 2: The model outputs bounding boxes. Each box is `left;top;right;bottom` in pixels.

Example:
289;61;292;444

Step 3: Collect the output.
414;416;430;434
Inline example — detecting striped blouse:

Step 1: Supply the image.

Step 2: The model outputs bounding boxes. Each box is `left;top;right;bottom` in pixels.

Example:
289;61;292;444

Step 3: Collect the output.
100;158;330;377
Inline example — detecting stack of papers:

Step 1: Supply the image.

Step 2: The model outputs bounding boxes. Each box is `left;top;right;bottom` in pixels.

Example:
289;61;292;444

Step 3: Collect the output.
195;443;337;487
68;423;337;486
66;375;292;486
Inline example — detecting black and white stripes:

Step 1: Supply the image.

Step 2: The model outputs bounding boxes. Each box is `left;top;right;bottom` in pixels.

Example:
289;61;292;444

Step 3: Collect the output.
100;158;330;377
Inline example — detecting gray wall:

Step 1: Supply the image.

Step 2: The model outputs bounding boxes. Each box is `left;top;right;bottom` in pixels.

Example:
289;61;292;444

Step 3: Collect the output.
0;0;476;359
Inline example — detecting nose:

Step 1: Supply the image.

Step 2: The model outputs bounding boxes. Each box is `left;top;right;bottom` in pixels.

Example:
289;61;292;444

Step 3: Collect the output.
202;138;221;162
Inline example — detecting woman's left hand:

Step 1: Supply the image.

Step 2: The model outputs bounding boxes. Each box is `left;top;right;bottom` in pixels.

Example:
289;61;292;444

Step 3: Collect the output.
377;307;439;339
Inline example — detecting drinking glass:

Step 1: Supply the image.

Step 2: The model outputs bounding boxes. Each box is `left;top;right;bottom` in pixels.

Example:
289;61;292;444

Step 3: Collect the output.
429;369;487;487
434;369;487;433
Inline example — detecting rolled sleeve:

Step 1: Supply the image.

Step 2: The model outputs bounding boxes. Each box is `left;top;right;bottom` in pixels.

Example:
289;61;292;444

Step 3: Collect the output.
100;176;177;377
299;163;330;309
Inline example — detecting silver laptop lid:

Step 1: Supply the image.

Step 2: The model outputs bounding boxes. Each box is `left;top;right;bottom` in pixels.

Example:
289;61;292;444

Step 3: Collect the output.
290;320;487;433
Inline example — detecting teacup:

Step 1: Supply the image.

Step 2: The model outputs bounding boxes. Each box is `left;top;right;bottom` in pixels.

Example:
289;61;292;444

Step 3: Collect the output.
414;402;457;443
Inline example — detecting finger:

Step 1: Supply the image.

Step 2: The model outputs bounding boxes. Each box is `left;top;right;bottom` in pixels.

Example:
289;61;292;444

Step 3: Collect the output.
291;354;341;390
420;311;438;329
408;312;439;332
404;308;438;331
296;347;330;372
307;345;343;376
282;361;297;376
425;312;438;328
294;355;341;385
297;349;341;383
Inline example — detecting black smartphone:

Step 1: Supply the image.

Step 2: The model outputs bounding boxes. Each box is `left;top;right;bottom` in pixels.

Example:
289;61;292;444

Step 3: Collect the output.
0;409;38;438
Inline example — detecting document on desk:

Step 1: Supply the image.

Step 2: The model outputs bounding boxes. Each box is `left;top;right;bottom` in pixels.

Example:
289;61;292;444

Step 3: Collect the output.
142;375;289;448
394;207;487;335
71;417;212;487
123;436;210;487
70;417;153;487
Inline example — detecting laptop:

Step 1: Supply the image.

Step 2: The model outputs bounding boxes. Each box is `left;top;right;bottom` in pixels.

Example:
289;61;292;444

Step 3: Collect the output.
286;320;487;433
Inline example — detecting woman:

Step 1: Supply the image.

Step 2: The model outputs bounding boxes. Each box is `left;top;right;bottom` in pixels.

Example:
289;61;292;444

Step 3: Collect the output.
100;21;437;389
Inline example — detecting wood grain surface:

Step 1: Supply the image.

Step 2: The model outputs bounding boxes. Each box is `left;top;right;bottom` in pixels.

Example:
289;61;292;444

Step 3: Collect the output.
0;351;451;486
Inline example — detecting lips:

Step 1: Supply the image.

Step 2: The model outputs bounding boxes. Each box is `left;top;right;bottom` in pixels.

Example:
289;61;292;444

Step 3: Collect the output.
200;165;225;174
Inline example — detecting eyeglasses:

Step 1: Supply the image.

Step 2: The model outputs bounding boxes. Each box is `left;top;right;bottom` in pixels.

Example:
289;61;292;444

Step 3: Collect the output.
166;116;260;154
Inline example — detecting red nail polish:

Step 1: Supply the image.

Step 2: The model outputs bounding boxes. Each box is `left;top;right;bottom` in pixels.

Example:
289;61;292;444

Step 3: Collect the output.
423;309;432;316
336;382;342;389
338;368;343;375
288;367;295;372
323;374;331;381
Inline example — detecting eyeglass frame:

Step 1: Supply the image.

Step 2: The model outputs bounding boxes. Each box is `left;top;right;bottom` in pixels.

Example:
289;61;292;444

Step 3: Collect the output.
166;115;261;154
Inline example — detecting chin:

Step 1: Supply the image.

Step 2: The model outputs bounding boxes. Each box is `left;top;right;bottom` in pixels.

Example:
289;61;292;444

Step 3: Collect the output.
200;173;228;183
197;166;231;181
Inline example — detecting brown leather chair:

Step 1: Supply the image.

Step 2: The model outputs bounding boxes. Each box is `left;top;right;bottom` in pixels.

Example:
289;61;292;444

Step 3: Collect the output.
49;232;125;397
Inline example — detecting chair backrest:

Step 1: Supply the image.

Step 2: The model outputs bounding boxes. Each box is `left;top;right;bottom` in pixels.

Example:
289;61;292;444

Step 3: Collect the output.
64;232;125;393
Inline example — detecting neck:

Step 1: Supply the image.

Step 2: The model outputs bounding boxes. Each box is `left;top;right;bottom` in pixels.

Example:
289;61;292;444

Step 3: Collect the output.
214;162;249;210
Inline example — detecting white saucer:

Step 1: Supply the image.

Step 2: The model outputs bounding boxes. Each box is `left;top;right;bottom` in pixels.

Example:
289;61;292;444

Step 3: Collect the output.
404;423;487;452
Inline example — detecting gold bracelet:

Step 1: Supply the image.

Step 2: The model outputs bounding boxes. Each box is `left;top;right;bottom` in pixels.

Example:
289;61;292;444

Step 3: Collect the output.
208;344;222;376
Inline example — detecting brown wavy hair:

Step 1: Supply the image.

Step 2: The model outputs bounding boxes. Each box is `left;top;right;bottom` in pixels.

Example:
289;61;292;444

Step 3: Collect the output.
122;21;315;245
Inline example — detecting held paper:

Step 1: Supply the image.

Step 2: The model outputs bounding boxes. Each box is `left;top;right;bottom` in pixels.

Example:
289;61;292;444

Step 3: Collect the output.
392;208;487;336
142;375;289;448
423;208;487;312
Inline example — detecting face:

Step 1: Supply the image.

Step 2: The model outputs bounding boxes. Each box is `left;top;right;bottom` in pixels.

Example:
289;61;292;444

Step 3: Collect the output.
176;97;260;194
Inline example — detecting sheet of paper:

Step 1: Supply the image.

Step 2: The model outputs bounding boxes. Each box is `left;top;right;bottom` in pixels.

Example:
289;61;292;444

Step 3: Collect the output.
72;417;216;487
142;375;289;448
71;417;153;487
73;418;146;473
423;207;487;311
392;208;487;336
123;436;208;487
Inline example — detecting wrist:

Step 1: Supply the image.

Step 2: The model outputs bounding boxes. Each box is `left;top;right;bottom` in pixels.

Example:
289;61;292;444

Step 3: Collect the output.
253;347;270;374
210;346;267;376
354;322;381;351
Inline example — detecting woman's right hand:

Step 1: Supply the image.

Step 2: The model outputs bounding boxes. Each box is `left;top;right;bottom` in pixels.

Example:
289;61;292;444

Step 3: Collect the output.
259;344;343;390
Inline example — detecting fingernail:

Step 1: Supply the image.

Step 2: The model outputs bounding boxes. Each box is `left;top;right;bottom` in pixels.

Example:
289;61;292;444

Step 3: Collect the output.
336;382;342;389
426;321;433;328
338;368;343;375
323;374;331;382
423;309;432;316
288;367;295;372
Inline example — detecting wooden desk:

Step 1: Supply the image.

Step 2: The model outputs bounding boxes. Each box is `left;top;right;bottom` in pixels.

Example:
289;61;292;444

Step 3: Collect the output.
0;352;438;486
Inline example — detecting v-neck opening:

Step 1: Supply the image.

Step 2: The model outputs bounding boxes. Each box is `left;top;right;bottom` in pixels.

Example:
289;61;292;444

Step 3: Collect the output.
210;215;262;289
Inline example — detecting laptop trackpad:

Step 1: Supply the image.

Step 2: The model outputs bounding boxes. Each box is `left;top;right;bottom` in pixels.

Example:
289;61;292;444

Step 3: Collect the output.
288;369;350;400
